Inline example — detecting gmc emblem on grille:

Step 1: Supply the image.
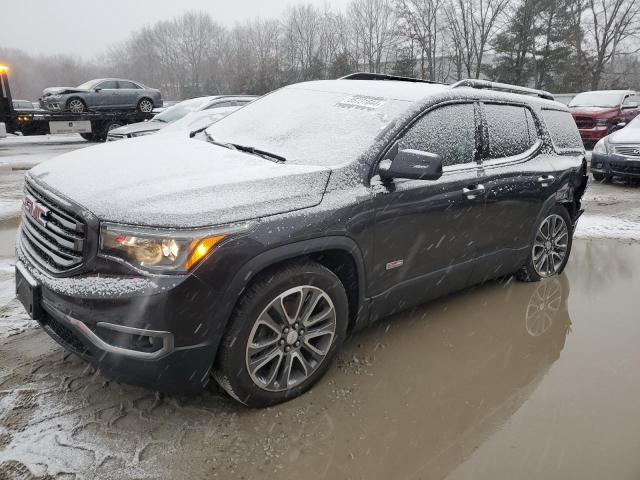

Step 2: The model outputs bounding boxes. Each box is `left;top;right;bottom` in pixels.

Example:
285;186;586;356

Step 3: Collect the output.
23;194;50;228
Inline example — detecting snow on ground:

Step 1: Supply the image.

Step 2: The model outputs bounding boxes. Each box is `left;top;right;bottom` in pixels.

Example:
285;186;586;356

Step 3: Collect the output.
0;256;34;338
575;214;640;241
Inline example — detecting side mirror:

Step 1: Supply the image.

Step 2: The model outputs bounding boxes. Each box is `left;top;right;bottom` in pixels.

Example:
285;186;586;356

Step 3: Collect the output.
621;102;638;110
94;88;102;93
379;149;443;181
612;122;627;132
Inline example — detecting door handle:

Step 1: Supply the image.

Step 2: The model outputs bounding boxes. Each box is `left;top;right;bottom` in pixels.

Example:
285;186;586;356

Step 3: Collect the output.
537;175;555;187
462;184;485;200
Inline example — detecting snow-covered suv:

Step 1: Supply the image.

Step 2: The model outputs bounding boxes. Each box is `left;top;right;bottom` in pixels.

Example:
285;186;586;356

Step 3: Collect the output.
15;74;588;407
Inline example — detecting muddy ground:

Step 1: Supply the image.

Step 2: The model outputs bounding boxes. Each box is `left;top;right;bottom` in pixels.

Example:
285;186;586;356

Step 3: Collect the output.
0;136;639;479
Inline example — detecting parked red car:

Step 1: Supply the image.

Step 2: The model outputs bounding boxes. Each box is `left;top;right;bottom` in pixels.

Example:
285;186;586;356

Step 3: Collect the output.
568;90;640;147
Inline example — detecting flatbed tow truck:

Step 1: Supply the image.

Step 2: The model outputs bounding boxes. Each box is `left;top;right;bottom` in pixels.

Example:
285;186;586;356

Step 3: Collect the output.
0;65;154;141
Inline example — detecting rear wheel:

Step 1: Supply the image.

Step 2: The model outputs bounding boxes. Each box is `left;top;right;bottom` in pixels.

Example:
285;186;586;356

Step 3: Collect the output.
66;98;86;113
214;262;348;407
137;98;154;113
80;133;95;142
592;172;610;182
517;206;572;282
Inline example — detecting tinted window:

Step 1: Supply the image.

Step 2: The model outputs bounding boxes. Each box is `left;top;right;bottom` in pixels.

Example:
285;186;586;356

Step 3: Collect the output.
118;81;140;89
541;109;583;151
484;104;534;159
97;80;118;89
398;103;476;167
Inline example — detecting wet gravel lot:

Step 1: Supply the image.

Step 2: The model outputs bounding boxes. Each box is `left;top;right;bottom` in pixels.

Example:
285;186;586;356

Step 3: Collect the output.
1;136;639;479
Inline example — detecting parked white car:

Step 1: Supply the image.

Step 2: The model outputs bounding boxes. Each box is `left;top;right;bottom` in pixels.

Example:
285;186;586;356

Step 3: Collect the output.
156;106;240;136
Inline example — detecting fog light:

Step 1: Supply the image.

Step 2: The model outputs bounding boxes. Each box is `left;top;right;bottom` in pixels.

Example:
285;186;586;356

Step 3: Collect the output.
595;162;603;169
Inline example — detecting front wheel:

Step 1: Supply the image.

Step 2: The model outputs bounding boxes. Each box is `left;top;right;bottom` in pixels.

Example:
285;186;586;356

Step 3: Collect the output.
592;172;610;182
517;206;573;282
214;262;348;407
67;98;86;114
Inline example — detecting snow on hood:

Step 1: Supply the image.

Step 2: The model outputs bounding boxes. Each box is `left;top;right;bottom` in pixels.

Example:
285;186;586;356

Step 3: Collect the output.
29;135;331;228
42;87;89;96
569;106;618;115
607;126;640;144
109;120;164;136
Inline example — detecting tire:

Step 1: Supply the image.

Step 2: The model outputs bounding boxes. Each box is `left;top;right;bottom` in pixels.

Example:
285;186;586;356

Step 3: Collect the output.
79;133;95;142
137;98;154;113
213;261;349;407
592;172;609;182
517;205;573;283
94;121;123;142
66;97;86;114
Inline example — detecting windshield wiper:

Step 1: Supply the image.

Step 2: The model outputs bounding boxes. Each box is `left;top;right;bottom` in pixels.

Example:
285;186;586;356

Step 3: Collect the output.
202;132;286;163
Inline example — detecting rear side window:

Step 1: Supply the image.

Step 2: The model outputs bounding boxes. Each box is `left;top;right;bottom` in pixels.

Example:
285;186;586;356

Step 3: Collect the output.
398;103;476;167
484;104;536;159
118;81;140;89
541;109;583;151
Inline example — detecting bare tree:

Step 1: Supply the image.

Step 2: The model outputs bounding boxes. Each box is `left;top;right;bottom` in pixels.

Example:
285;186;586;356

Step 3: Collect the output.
349;0;399;73
584;0;640;88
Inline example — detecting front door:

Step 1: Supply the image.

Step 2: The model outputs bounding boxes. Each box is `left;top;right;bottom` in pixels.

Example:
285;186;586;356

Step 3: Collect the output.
95;80;120;109
370;102;486;320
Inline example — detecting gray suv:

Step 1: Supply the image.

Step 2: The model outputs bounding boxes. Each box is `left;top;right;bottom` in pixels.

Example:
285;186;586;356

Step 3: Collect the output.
39;78;162;114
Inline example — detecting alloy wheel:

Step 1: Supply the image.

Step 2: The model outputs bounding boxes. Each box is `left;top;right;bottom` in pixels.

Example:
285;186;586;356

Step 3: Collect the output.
246;285;337;392
532;214;568;278
68;99;84;113
139;99;153;112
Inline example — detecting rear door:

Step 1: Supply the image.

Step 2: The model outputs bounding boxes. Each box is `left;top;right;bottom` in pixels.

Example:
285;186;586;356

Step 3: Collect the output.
472;102;552;282
116;80;142;108
371;101;487;318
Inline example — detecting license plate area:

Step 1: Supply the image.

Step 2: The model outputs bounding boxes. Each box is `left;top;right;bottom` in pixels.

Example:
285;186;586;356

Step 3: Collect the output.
15;263;42;320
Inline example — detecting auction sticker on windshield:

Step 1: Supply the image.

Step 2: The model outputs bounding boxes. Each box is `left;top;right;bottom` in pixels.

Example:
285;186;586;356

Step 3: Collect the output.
337;95;386;110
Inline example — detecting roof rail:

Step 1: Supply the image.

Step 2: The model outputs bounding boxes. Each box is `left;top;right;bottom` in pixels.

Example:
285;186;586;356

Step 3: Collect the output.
451;79;554;101
340;72;444;85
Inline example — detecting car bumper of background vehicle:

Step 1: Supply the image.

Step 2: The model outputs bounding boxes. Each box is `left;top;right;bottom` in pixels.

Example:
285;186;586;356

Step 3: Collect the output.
579;127;609;142
591;152;640;179
15;251;224;394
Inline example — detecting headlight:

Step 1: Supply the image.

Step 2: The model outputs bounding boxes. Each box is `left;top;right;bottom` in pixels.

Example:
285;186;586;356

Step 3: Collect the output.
595;118;608;126
50;94;62;99
130;131;154;137
593;138;608;154
99;222;250;273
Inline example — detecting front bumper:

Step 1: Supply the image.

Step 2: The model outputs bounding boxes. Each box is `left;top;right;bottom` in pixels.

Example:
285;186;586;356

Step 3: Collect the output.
591;151;640;179
578;126;609;143
39;98;63;111
15;238;224;394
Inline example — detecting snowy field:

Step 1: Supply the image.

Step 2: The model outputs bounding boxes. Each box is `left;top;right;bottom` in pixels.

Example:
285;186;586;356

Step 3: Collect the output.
1;135;640;479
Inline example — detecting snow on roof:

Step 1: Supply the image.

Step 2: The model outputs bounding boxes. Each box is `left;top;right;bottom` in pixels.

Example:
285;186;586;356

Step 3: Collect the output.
292;79;450;102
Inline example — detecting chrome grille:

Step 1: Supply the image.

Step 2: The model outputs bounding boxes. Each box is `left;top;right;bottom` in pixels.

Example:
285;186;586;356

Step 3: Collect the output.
613;145;640;158
21;180;86;274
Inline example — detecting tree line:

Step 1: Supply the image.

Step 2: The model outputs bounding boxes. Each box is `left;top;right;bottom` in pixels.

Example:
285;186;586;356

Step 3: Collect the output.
2;0;640;101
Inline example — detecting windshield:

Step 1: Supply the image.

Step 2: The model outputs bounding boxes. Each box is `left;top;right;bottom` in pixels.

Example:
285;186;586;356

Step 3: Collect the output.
569;92;623;108
205;86;412;166
154;97;212;123
76;79;101;90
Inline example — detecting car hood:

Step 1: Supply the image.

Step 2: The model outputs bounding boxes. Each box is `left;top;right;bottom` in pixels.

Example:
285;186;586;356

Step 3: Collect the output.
569;106;619;116
42;87;89;97
109;120;165;136
607;126;640;144
29;136;331;228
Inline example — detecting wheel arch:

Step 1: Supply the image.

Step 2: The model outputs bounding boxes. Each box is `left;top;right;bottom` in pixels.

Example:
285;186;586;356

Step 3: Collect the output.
219;237;369;338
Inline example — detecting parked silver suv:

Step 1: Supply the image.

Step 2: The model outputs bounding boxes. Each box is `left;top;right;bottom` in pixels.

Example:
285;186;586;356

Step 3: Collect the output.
39;78;162;113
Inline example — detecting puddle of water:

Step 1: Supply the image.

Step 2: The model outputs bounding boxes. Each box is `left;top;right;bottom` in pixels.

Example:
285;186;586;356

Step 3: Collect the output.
0;239;639;480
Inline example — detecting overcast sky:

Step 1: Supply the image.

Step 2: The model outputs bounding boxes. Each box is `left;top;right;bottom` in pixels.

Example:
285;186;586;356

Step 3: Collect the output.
1;0;350;58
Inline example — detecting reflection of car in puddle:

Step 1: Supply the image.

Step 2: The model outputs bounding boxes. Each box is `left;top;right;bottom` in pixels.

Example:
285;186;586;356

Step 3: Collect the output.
272;275;573;480
525;277;565;336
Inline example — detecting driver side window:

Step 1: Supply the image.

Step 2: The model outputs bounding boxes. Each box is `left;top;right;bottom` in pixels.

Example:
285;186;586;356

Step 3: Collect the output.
398;103;476;167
